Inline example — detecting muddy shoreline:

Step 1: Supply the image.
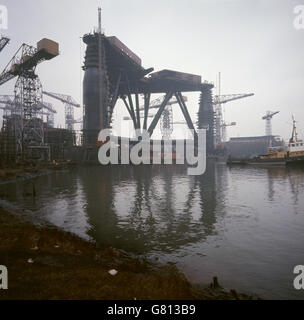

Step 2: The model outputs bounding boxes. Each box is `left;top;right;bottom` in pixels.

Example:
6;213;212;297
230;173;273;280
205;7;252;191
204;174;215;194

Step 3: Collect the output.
0;205;260;300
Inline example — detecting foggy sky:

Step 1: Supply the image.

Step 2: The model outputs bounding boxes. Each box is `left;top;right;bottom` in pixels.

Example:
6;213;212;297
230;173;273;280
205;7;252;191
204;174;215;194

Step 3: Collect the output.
0;0;303;141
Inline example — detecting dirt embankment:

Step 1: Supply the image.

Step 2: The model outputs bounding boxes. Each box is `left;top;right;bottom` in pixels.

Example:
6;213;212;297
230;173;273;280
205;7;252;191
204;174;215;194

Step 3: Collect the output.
0;208;259;300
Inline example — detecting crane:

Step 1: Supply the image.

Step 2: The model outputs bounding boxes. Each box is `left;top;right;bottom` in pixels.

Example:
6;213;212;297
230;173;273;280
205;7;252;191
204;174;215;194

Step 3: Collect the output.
138;95;188;140
40;101;56;128
290;115;299;143
221;121;236;142
138;95;187;111
0;36;10;53
213;93;254;145
213;93;254;106
0;39;59;157
0;41;58;86
172;120;236;142
42;91;81;131
262;111;279;136
0;96;57;128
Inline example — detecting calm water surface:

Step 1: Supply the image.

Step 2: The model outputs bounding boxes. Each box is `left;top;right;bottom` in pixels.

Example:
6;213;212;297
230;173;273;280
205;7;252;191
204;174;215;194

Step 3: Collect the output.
1;161;304;299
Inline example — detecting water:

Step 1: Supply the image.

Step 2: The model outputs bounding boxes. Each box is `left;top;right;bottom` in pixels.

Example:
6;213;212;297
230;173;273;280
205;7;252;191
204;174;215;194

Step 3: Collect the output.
1;161;304;299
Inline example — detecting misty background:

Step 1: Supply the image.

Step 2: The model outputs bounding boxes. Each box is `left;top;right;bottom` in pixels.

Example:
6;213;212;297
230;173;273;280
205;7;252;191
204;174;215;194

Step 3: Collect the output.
0;0;303;141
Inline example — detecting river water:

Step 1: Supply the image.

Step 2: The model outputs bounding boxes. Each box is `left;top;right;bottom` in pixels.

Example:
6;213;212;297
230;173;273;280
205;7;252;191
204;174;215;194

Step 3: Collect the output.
1;161;304;299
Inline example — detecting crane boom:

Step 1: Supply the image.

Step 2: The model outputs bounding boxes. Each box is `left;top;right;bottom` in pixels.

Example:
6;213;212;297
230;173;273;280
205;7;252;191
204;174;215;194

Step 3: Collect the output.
42;91;81;108
221;121;236;128
0;99;56;113
0;36;10;53
39;101;56;114
0;105;52;116
213;93;254;105
262;111;279;120
0;40;59;87
138;95;187;111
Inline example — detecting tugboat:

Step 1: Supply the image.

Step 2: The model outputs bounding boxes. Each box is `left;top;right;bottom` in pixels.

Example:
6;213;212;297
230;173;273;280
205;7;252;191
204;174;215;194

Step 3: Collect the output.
286;117;304;166
227;116;304;166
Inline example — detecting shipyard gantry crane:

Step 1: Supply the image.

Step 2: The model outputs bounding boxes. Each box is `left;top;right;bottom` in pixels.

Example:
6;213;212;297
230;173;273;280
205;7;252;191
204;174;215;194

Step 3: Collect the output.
213;93;254;145
0;39;59;157
0;36;10;53
262;111;279;136
42;91;81;131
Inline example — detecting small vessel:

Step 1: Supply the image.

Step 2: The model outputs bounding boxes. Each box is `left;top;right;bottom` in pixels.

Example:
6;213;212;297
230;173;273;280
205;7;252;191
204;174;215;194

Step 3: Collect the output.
285;116;304;166
227;116;304;166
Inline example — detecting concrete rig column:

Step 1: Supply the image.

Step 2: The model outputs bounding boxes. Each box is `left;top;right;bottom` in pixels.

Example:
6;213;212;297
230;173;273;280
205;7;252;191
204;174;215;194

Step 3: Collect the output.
198;85;215;155
82;33;109;146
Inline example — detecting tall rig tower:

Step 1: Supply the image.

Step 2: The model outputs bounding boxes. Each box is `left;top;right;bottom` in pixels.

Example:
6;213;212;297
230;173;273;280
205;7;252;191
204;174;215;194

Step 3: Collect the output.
82;7;110;146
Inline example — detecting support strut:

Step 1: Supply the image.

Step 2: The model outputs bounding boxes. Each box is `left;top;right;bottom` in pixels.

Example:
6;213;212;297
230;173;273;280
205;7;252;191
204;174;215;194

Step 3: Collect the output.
148;92;173;137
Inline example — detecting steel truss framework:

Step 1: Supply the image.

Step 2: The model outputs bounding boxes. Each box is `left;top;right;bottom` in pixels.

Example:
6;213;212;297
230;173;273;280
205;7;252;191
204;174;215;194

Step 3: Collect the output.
160;105;173;140
121;88;197;142
0;42;58;160
14;74;44;156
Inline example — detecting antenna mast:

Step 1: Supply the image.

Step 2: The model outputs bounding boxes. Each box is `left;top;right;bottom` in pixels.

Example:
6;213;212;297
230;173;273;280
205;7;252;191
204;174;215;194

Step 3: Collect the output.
98;7;102;33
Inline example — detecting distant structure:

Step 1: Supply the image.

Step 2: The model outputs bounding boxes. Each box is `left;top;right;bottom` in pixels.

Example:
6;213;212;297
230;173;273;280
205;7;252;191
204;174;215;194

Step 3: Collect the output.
213;93;254;147
226;135;284;158
221;121;236;143
43;91;81;131
262;111;279;136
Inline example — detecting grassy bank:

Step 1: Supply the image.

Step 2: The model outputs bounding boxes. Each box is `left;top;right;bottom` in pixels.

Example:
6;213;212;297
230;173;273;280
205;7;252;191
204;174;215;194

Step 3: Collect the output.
0;208;258;300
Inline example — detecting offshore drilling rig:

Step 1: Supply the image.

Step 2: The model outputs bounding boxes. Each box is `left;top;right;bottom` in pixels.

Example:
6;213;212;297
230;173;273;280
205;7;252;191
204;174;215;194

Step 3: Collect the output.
81;8;215;161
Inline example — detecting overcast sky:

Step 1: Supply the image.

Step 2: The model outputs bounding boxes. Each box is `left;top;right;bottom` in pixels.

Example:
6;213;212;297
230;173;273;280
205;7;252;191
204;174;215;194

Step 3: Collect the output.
0;0;303;141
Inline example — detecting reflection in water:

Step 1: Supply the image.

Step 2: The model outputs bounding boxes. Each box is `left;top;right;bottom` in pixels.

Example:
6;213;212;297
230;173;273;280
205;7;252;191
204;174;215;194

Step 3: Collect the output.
80;162;220;253
1;162;304;299
266;166;304;207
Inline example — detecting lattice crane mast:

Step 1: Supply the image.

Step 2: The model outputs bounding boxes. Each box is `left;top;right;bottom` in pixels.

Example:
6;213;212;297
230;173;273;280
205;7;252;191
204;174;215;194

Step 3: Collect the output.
213;93;254;145
0;36;10;53
42;91;81;131
0;38;59;156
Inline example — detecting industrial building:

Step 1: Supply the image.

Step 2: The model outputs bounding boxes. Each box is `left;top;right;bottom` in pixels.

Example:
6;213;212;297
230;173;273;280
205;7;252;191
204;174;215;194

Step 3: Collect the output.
226;136;285;159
